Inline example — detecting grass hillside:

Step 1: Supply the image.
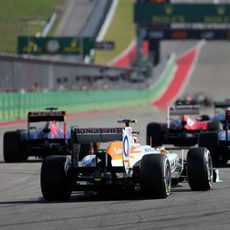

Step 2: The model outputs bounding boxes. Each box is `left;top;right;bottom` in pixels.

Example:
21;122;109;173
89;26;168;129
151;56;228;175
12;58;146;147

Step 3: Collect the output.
0;0;64;53
95;0;135;64
0;0;135;64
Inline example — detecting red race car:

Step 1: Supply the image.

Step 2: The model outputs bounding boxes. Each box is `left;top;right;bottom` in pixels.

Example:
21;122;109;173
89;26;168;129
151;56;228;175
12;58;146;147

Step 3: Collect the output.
147;104;222;147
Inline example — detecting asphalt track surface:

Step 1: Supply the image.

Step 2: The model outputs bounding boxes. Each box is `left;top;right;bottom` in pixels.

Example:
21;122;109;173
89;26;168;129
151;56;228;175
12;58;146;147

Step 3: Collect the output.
56;0;95;36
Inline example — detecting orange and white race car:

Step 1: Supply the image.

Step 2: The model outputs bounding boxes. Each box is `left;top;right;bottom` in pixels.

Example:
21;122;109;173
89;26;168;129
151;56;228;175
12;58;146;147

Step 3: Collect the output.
40;119;216;201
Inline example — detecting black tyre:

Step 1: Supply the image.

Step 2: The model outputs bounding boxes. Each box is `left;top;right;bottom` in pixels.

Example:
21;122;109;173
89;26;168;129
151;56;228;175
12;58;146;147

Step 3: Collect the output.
207;121;222;131
3;131;27;163
140;154;171;199
198;132;220;166
146;123;162;147
187;147;213;191
41;155;73;201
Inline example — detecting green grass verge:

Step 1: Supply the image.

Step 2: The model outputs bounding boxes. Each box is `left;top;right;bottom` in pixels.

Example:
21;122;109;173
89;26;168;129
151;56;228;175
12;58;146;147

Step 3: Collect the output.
0;0;64;53
95;0;135;64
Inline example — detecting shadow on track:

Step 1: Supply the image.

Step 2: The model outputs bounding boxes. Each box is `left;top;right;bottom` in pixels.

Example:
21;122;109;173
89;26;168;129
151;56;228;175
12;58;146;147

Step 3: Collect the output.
0;160;42;164
0;196;143;208
0;186;198;206
0;199;42;207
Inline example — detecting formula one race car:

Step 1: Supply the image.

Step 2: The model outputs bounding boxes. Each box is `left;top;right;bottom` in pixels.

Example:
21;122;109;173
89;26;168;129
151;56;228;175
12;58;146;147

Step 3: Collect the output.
40;119;214;201
147;105;222;147
199;109;230;166
175;92;212;107
191;100;230;129
3;108;70;162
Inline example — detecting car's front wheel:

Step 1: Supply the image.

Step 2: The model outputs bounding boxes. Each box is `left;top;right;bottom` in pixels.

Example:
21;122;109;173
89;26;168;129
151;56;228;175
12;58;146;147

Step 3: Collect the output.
3;131;27;162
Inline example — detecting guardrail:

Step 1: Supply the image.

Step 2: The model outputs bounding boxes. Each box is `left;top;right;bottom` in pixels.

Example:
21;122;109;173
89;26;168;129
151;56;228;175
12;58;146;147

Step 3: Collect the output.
0;55;176;121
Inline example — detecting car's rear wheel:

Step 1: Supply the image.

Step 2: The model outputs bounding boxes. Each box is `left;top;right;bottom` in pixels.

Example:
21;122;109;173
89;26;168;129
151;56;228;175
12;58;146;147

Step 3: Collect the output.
3;131;27;162
140;154;171;199
146;123;162;147
207;121;222;131
41;155;73;201
187;147;213;191
198;132;221;166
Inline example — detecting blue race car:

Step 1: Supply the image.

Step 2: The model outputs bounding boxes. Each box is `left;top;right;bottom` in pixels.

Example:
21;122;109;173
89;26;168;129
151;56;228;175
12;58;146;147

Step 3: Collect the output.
3;108;70;162
209;100;230;126
199;109;230;166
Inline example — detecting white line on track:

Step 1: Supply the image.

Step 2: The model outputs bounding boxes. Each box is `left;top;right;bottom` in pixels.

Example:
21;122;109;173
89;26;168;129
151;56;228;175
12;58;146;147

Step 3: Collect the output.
97;0;119;41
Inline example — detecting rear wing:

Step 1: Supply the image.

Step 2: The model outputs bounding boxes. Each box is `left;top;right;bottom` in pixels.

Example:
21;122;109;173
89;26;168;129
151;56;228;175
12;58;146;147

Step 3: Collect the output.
71;126;133;174
28;111;66;122
169;105;200;116
214;101;230;109
167;105;200;128
71;127;123;144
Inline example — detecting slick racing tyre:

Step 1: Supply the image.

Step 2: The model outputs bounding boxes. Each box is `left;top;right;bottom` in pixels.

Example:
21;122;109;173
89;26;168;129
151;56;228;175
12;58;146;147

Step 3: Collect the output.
198;132;223;166
146;123;162;147
187;147;213;191
41;155;73;201
3;131;27;162
207;121;222;131
140;154;171;199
